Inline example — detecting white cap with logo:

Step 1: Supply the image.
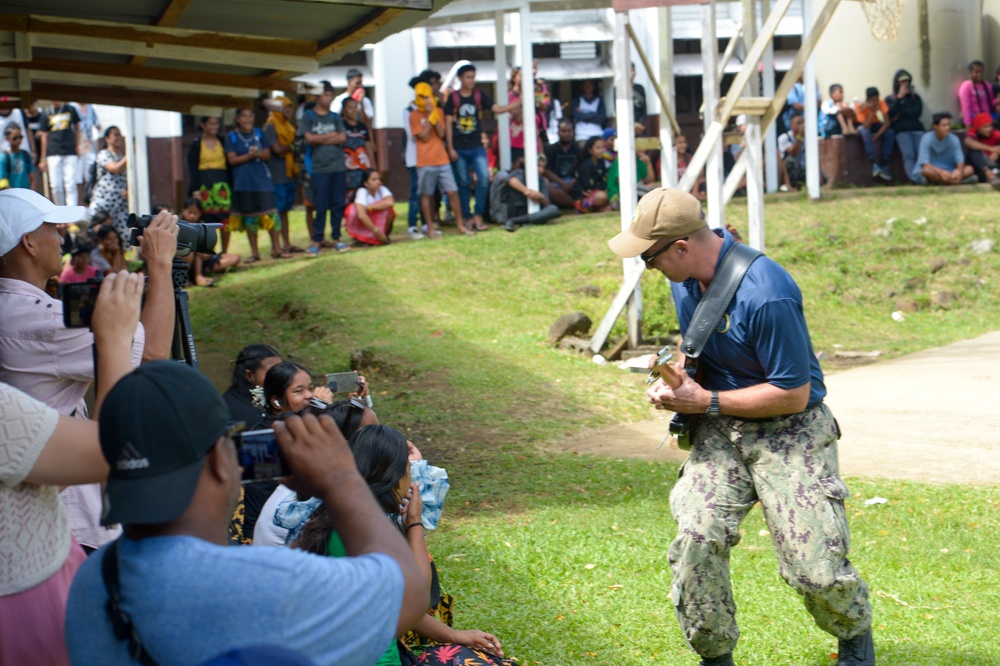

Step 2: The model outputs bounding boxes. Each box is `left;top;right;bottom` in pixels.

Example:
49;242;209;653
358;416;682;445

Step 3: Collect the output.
0;189;85;256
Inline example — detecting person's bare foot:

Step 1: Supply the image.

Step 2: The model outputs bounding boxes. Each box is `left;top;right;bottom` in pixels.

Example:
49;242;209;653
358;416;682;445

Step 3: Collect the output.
194;274;215;287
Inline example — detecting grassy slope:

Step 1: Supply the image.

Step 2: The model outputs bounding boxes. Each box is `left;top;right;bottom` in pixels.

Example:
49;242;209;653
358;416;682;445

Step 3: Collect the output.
190;188;999;665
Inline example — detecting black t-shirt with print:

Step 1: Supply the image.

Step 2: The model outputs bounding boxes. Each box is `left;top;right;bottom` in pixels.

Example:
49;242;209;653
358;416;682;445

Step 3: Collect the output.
444;90;494;151
39;104;81;156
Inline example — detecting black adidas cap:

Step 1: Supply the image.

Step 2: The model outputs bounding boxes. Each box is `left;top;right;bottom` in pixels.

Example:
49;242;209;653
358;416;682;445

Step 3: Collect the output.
99;361;229;526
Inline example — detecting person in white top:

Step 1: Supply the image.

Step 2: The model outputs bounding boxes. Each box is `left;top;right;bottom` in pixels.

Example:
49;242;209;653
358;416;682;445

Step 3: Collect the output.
333;68;375;128
0;104;34;158
0;268;143;666
345;169;395;246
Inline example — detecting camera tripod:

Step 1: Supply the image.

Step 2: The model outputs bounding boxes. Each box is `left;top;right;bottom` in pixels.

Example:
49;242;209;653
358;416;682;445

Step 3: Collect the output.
170;259;199;368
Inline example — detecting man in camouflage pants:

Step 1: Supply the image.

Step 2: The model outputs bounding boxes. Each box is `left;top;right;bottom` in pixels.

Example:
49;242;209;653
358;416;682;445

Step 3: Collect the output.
608;189;874;666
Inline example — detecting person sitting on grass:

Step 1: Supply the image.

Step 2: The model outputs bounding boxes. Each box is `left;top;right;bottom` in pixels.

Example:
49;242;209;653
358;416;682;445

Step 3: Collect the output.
58;244;99;284
603;128;657;207
543;119;582;209
914;112;976;186
502;154;561;232
225;107;291;263
962;112;1000;189
180;197;240;287
223;344;282;428
572;136;610;214
254;397;382;547
294;424;515;666
88;223;127;273
345;169;395;246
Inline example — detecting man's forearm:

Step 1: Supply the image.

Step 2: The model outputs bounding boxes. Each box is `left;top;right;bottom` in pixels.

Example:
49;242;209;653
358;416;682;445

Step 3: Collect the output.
320;472;427;635
715;382;810;418
138;266;175;361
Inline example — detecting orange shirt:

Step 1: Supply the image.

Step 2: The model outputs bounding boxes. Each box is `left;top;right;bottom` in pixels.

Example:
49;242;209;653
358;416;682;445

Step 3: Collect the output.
409;110;449;167
854;99;889;125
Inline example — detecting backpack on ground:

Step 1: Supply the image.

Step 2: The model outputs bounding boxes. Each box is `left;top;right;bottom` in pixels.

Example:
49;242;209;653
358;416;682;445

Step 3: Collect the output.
488;169;511;225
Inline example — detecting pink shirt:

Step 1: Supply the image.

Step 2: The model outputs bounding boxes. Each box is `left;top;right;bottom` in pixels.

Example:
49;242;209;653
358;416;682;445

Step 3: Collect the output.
58;263;99;284
0;277;145;418
958;80;995;127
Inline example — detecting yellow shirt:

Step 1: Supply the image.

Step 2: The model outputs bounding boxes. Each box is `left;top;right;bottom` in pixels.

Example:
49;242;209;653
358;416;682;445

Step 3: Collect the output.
199;139;226;170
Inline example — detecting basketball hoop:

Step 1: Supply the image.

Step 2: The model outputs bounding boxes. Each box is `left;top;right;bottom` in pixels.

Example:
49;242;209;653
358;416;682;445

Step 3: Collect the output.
859;0;906;42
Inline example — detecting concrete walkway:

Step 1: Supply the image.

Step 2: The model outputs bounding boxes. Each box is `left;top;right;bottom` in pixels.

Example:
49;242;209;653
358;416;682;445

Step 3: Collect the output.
552;332;1000;485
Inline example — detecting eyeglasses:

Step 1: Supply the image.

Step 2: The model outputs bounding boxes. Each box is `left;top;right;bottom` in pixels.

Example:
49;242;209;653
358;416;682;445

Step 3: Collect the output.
641;237;688;269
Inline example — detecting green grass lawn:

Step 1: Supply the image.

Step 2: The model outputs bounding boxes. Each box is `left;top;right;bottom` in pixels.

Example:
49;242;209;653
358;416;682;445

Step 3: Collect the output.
189;187;999;665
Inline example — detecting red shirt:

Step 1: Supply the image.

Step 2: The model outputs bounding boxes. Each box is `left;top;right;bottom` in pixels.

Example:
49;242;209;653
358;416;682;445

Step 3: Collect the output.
59;264;99;284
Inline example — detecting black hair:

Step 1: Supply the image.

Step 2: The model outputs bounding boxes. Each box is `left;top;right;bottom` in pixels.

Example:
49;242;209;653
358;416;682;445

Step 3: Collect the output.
95;224;122;245
103;125;119;139
4;125;20;137
789;110;804;120
324;400;372;441
348;425;410;517
291;424;409;557
558;118;574;129
182;197;202;211
71;243;92;258
231;344;281;394
865;86;879;100
262;361;309;413
969;60;985;71
151;203;171;215
408;75;424;89
829;83;843;95
419;69;441;83
198;116;219;126
457;63;476;78
995;64;1000;77
932;111;953;126
360;168;379;186
583;135;602;157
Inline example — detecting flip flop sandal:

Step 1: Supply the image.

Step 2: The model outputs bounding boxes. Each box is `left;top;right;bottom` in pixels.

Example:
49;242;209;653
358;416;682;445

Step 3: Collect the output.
473;221;489;231
271;251;293;259
458;227;476;236
244;255;261;264
286;245;306;253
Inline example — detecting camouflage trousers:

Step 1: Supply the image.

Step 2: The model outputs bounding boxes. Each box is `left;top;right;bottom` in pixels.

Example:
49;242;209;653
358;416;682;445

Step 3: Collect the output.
668;403;872;659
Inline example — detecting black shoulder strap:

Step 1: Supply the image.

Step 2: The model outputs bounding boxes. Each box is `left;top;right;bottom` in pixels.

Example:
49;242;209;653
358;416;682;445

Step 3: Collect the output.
681;242;763;359
101;539;160;666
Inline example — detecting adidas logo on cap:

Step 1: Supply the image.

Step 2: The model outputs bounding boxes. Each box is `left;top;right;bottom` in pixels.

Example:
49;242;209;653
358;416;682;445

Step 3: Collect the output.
116;441;150;471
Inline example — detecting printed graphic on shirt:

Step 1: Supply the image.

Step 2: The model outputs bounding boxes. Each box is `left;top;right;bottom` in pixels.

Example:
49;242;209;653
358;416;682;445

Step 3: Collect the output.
456;103;479;135
47;112;75;132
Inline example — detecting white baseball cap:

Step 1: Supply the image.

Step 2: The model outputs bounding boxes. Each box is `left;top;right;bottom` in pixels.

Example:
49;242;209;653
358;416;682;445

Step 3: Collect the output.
0;189;85;256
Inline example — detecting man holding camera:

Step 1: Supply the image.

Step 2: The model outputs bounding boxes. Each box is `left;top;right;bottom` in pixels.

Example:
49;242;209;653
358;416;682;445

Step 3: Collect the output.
607;189;874;666
0;189;178;552
65;361;428;666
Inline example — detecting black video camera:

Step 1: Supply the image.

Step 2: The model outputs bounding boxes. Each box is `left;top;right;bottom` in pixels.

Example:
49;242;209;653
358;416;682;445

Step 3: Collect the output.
127;213;221;258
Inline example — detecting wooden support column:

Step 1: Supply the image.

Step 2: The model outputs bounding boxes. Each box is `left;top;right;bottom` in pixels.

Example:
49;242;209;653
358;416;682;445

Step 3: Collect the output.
744;117;765;250
519;0;539;212
762;0;779;193
658;4;677;187
701;0;724;229
495;11;511;171
803;0;821;199
614;10;642;349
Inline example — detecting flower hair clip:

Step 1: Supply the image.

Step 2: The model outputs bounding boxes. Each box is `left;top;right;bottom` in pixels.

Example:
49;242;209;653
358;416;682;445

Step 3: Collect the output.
250;386;266;409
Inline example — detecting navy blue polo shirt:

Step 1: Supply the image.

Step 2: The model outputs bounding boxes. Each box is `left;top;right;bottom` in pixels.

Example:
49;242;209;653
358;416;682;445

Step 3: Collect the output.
669;229;826;408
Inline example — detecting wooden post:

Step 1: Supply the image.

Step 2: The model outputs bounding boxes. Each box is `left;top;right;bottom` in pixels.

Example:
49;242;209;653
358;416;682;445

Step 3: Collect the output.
762;0;779;193
803;0;821;199
701;0;724;229
519;0;539;212
495;11;511;171
745;116;765;250
615;11;642;349
658;4;677;187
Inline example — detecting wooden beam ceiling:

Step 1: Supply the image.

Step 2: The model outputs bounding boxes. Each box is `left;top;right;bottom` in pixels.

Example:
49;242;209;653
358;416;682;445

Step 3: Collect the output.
4;82;252;114
131;0;196;66
1;58;298;94
316;8;406;59
0;14;319;72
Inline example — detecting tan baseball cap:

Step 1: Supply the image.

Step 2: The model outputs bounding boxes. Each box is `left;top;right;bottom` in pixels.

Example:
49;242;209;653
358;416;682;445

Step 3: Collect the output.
607;188;706;258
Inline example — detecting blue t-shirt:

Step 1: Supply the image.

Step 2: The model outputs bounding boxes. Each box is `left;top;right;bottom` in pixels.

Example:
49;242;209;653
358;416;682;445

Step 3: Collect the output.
0;150;35;189
226;129;273;193
914;131;964;180
65;535;403;666
670;229;826;409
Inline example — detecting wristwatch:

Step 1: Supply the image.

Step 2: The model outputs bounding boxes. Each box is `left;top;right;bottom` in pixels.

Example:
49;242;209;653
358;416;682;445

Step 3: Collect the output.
706;390;721;415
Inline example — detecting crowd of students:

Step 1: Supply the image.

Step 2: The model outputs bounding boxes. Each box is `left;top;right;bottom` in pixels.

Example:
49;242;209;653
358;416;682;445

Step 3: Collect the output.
0;188;518;665
774;60;1000;190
